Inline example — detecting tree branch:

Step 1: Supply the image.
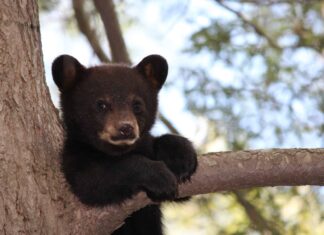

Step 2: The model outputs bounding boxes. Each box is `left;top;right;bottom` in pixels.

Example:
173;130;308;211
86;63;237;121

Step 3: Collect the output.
233;191;282;234
92;0;131;64
71;148;324;234
215;0;281;50
158;113;181;135
72;0;110;63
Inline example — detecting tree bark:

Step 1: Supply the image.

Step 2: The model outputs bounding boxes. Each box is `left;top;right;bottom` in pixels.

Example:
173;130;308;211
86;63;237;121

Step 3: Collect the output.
71;148;324;234
0;1;323;235
0;1;72;234
72;0;110;63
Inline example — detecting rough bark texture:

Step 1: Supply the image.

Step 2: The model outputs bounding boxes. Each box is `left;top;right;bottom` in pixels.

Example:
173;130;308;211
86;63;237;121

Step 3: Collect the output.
0;1;71;234
179;148;324;197
0;1;323;235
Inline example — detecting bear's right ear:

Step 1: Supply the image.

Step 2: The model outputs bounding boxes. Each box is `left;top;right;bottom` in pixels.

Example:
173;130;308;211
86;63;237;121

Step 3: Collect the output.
52;55;85;92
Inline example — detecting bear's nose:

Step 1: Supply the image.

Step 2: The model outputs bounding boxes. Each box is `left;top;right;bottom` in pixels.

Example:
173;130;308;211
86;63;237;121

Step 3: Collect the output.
118;124;134;138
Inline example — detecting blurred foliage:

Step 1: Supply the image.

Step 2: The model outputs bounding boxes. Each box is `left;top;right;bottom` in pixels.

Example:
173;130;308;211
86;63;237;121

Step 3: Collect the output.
164;186;324;235
39;0;324;234
182;0;324;149
176;1;324;234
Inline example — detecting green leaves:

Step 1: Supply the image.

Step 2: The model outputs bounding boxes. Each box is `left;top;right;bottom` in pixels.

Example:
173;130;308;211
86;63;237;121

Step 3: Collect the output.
182;1;324;148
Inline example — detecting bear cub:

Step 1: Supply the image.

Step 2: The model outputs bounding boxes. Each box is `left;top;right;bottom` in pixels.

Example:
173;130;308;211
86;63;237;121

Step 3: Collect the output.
52;54;197;235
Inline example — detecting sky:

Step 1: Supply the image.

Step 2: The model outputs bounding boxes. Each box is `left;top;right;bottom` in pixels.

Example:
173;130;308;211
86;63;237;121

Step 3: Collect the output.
40;0;231;150
39;0;323;149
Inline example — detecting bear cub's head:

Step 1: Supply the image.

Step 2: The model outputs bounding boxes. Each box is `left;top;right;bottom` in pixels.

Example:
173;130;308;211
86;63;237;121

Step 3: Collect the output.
52;55;168;155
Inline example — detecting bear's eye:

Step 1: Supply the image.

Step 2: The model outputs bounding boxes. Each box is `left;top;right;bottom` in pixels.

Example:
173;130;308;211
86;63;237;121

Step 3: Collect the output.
96;100;111;112
132;100;143;114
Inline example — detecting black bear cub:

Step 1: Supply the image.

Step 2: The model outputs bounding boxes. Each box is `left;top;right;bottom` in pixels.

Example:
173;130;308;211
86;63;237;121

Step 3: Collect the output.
52;54;197;235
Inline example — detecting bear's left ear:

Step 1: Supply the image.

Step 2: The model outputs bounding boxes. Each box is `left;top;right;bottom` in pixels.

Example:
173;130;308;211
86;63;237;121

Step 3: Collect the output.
134;55;168;90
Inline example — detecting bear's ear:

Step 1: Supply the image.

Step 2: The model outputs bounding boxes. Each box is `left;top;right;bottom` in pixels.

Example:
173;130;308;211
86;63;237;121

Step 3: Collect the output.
135;55;168;90
52;55;85;92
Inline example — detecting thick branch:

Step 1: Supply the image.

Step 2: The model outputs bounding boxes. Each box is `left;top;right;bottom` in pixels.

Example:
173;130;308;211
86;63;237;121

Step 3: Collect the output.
72;148;324;234
92;0;131;64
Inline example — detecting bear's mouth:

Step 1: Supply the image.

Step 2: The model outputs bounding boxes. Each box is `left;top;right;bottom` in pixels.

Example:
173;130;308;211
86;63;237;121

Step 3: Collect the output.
108;138;138;146
99;131;139;146
109;134;139;146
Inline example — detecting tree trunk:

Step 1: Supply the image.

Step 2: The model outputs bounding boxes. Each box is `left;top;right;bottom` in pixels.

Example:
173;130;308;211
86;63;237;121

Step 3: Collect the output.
0;1;71;234
0;1;323;235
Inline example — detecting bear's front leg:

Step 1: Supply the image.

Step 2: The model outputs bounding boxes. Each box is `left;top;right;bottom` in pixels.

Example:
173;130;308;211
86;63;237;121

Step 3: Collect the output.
154;134;198;183
64;153;178;206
